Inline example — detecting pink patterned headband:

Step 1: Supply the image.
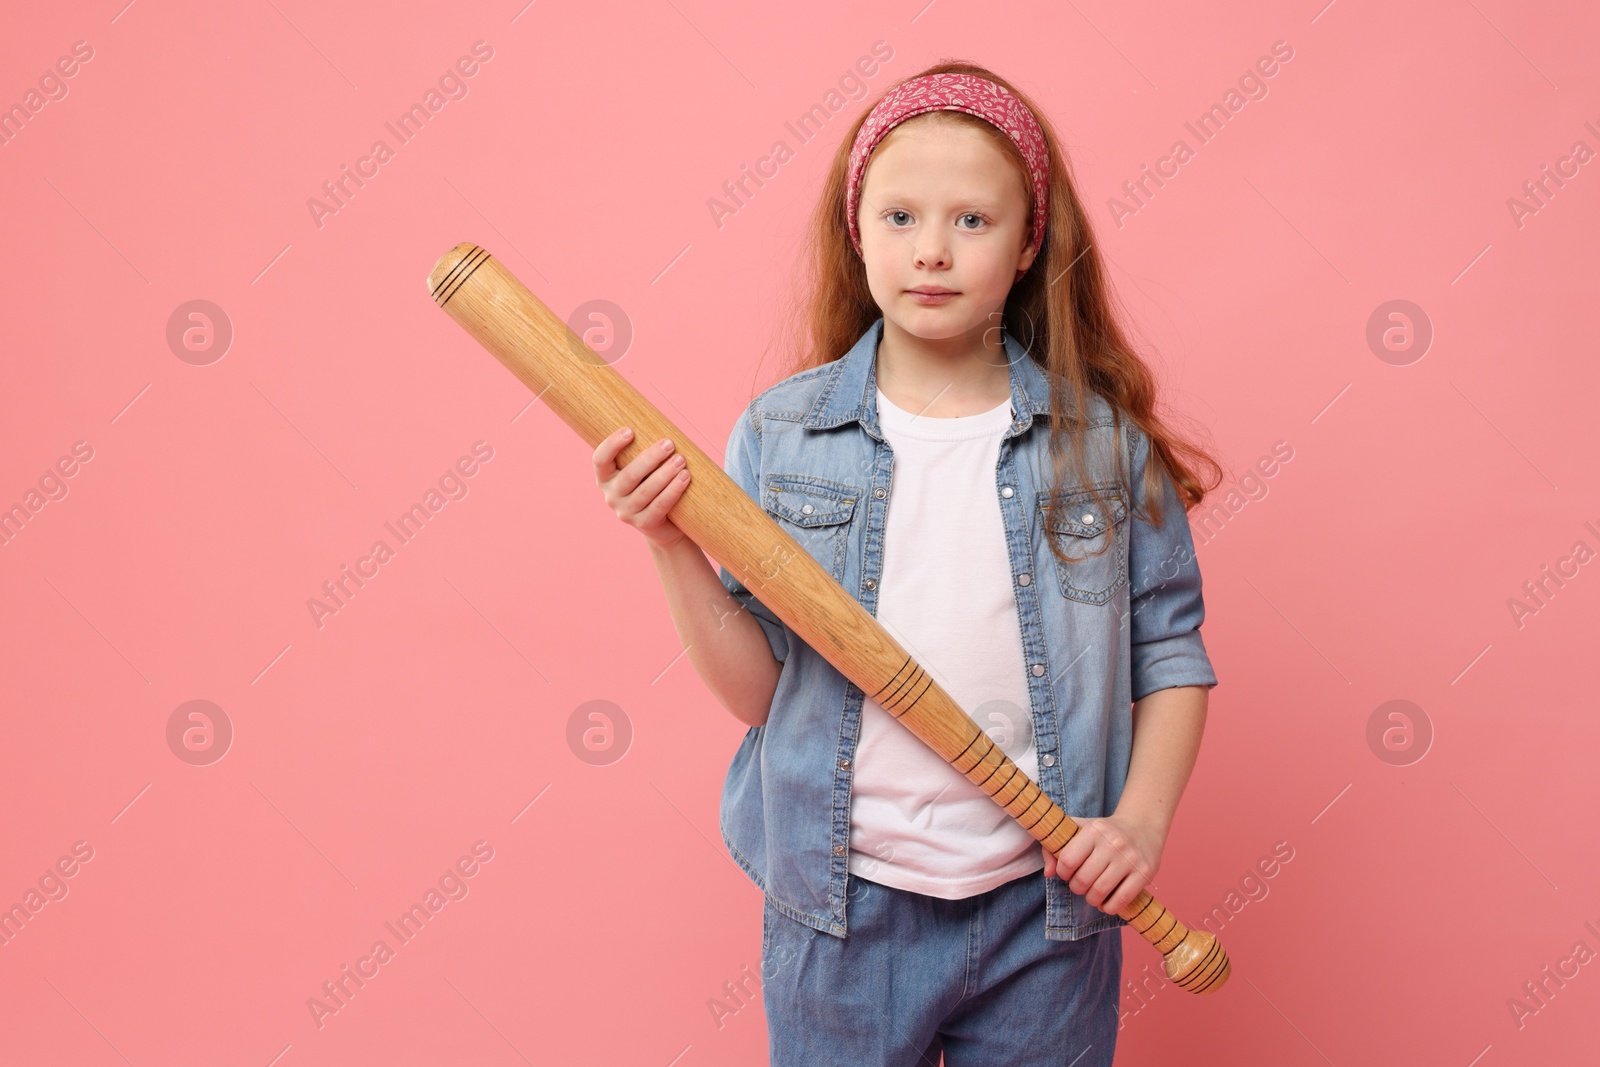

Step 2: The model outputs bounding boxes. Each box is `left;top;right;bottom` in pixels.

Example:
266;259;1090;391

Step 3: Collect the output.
845;72;1050;258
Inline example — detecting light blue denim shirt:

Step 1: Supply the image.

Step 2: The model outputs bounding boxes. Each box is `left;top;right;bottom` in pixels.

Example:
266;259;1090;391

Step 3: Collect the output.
716;317;1218;942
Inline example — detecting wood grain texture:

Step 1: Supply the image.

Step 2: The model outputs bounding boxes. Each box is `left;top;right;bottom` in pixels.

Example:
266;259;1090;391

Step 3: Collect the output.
427;242;1229;994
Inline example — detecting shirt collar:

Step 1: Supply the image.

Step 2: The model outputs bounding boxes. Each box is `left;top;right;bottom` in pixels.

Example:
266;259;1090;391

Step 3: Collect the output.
802;316;1055;440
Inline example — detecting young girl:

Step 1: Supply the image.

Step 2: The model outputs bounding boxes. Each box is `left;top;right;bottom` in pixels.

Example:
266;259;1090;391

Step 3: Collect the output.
594;61;1222;1067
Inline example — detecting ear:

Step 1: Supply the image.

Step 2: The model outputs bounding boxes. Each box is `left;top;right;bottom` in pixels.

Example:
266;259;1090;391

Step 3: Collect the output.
1015;237;1039;277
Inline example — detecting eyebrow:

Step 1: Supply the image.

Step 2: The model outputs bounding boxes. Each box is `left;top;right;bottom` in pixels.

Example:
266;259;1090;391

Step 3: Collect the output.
871;193;1006;210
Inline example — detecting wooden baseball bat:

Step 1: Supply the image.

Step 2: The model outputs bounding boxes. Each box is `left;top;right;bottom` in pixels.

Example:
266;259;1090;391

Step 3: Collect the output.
426;242;1230;994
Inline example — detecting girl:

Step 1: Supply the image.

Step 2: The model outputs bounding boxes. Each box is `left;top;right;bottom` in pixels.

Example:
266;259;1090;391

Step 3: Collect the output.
594;61;1223;1067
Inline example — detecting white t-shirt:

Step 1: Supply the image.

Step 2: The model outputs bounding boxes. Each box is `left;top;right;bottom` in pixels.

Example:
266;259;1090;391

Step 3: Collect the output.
846;386;1047;898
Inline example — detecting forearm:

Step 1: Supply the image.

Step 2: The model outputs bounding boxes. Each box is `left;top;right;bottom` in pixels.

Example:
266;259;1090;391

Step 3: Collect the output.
647;535;782;728
1113;684;1209;839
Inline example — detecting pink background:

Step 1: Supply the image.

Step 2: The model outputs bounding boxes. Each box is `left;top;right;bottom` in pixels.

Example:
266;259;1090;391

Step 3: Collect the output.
3;1;1598;1064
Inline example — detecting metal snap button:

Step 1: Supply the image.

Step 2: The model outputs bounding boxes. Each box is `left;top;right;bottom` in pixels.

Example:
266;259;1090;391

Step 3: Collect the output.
1031;664;1045;677
1041;753;1056;767
864;578;877;590
1018;573;1031;586
839;758;851;769
801;503;815;515
833;844;846;856
874;487;887;499
1081;513;1095;524
1000;486;1014;498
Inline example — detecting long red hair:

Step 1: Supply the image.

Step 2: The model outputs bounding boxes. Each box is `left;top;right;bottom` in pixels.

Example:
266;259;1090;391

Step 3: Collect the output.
760;59;1223;558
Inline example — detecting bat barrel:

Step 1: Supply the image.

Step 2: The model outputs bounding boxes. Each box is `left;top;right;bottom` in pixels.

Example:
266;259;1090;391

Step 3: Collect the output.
427;242;1229;995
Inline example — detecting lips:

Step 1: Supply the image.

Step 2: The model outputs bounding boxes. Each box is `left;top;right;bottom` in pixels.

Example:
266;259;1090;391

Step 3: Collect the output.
907;287;957;295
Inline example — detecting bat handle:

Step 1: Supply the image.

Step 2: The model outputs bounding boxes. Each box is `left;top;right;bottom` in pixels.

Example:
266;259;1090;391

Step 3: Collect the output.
939;723;1231;994
1117;888;1231;992
899;684;1233;995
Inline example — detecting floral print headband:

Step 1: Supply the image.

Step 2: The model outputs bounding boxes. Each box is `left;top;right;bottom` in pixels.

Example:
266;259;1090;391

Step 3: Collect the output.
845;72;1050;258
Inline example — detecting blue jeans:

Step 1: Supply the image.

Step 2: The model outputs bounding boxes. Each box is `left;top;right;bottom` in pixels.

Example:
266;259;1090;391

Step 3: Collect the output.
761;870;1123;1066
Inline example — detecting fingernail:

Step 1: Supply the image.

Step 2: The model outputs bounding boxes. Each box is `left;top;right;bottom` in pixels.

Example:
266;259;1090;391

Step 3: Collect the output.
621;428;632;438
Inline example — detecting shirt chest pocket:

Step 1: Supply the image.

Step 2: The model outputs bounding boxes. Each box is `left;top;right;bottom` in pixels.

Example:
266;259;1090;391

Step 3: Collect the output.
1036;485;1129;605
763;474;859;584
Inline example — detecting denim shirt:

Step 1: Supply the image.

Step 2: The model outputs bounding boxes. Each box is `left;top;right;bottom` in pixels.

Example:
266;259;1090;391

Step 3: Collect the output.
715;317;1218;942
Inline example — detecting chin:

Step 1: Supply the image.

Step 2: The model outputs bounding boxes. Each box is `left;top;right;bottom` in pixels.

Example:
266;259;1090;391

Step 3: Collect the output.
887;309;978;340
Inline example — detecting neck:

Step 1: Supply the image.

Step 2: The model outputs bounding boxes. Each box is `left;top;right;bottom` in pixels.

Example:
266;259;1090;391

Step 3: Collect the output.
876;316;1011;414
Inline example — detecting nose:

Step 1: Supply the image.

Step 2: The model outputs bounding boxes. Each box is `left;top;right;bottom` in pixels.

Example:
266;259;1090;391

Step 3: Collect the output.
912;235;950;272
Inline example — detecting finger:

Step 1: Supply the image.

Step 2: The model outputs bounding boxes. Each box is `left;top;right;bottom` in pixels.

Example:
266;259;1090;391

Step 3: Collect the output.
1050;846;1081;881
1053;821;1094;873
1041;846;1055;880
1068;847;1111;897
593;427;635;484
1082;821;1150;881
613;435;680;499
1103;870;1146;915
640;461;691;521
621;451;688;521
1088;858;1130;909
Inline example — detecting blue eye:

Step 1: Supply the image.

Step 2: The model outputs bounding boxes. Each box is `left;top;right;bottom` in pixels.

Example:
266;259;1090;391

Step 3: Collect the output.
887;210;912;226
958;213;985;229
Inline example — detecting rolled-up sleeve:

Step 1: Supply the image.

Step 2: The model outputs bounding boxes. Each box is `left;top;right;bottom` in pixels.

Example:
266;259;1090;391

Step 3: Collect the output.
717;402;790;665
1125;424;1218;702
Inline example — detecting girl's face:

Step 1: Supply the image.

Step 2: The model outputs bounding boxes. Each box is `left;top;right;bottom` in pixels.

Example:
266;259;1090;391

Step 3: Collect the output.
856;118;1038;345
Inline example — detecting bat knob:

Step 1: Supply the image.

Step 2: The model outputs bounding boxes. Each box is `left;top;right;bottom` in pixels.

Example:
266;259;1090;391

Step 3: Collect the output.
1162;928;1230;994
1120;888;1230;995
